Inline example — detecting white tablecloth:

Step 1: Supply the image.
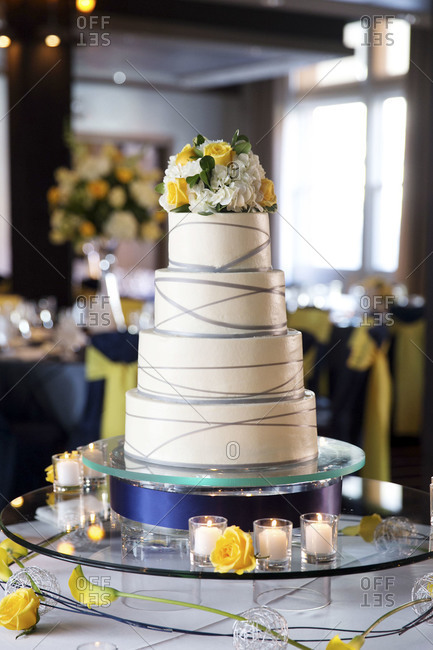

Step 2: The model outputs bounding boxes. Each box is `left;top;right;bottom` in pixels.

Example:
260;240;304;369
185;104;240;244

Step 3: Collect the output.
1;530;433;650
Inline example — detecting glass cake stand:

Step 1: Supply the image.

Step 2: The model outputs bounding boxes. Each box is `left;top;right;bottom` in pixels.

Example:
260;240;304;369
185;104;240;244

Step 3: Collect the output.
84;436;364;531
0;477;431;580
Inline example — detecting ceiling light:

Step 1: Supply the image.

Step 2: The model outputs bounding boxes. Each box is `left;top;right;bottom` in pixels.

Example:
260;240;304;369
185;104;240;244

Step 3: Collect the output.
76;0;96;12
0;34;10;48
45;33;61;47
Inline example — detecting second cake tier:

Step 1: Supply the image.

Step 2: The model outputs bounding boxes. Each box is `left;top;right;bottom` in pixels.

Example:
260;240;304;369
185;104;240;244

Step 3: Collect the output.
154;268;287;336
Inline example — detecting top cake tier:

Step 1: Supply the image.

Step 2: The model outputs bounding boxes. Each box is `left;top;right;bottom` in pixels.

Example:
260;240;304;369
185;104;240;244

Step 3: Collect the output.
168;212;272;272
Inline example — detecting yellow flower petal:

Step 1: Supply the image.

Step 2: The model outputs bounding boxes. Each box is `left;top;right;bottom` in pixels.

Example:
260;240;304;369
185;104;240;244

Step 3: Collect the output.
0;538;28;561
69;565;118;608
359;514;382;543
326;634;365;649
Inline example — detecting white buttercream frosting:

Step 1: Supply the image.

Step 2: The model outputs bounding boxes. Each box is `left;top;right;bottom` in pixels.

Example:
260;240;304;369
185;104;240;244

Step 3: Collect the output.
125;389;317;467
168;212;272;272
154;268;287;336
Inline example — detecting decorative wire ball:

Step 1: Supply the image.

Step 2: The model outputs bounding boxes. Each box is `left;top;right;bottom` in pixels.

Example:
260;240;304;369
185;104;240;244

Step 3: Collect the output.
411;573;433;624
6;567;60;615
373;516;417;556
233;607;289;649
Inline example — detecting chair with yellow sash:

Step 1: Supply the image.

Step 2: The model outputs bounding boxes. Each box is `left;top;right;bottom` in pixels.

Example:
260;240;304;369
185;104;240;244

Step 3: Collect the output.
287;307;333;394
71;332;138;447
389;304;426;438
326;321;392;481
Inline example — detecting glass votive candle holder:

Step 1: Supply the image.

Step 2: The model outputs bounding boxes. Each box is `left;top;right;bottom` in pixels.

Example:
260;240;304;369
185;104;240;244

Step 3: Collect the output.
253;518;292;570
189;515;227;566
300;513;339;563
78;443;106;488
52;451;83;493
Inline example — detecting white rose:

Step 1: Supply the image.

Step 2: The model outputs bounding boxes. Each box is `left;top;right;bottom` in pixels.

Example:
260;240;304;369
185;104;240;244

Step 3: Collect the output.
108;186;127;209
103;211;138;240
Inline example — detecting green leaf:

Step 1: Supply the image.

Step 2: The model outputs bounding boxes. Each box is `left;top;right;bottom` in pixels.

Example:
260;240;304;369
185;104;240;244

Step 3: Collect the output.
231;129;240;146
155;182;165;194
199;170;211;189
193;147;203;158
170;204;191;213
193;134;205;147
186;174;200;188
267;203;278;212
234;141;251;155
200;155;215;173
237;134;250;144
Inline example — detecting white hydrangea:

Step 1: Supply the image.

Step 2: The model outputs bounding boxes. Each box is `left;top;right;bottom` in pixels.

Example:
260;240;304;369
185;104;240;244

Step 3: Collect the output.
108;186;127;209
103;211;138;240
130;180;159;209
76;154;112;181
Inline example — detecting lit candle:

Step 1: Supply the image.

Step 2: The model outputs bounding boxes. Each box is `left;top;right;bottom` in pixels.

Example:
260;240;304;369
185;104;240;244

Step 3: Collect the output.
83;444;105;479
56;457;81;487
194;519;222;556
305;514;333;555
258;520;288;560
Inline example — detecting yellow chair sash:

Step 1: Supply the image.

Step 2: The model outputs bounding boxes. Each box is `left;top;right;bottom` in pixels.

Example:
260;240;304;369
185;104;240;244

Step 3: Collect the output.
392;319;426;436
85;345;137;439
347;326;391;481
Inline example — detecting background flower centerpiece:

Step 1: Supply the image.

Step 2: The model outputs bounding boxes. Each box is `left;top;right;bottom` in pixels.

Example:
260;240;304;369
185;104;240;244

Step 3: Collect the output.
48;142;165;252
157;131;277;214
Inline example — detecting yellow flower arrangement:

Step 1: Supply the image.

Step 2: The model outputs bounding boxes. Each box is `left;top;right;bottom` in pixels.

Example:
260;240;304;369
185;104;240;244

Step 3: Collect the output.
48;142;165;251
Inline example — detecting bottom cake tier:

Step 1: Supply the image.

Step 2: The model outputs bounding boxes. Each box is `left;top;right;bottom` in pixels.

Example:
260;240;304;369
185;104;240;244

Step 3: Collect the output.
125;389;318;467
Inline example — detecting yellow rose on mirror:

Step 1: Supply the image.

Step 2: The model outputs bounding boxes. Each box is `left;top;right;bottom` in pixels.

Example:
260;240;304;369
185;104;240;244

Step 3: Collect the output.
210;525;256;575
260;178;276;208
204;142;234;166
176;145;196;165
167;178;189;209
0;588;40;631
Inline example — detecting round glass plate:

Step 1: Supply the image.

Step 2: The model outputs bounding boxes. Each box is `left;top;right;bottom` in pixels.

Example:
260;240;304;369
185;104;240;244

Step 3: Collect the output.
80;436;365;488
1;477;431;581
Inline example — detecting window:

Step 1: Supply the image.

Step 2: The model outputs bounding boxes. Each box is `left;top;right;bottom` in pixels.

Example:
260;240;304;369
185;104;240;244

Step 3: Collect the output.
278;18;410;286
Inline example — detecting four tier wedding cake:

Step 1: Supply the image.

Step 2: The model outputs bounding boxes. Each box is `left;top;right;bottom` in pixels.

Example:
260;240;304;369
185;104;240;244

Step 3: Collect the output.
124;131;318;467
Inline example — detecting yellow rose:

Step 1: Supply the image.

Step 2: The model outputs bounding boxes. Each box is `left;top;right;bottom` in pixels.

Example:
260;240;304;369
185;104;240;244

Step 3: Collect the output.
0;588;40;631
260;178;277;208
210;525;256;575
79;221;97;239
326;634;365;649
176;145;196;165
115;167;134;184
87;180;109;200
166;178;189;209
204;141;234;166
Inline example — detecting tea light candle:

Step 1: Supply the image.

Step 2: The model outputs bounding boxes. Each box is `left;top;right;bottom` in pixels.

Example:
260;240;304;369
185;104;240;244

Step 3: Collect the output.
258;520;288;560
82;444;105;479
300;513;338;563
253;518;292;570
189;515;227;566
305;516;333;555
56;457;81;487
194;520;223;555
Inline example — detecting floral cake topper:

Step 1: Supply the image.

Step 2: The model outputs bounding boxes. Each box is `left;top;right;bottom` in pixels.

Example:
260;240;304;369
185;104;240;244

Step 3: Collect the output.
157;130;277;214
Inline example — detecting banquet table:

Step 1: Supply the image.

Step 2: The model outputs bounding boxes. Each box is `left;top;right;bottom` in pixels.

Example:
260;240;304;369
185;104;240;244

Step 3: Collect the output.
1;476;433;649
